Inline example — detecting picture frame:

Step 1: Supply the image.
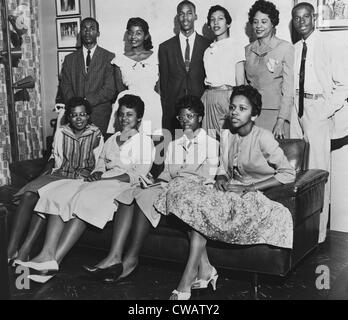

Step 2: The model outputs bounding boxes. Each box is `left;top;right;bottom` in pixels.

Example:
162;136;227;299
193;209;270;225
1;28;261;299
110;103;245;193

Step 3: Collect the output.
56;0;80;16
317;0;348;30
56;17;81;49
57;50;75;75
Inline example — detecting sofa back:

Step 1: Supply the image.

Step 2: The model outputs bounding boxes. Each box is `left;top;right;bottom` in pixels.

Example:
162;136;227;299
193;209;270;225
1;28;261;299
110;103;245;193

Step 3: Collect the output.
278;139;309;172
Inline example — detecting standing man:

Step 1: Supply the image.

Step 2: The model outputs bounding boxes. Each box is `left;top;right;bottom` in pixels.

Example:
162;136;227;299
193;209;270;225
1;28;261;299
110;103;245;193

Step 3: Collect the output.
158;1;210;134
60;17;116;135
290;2;348;243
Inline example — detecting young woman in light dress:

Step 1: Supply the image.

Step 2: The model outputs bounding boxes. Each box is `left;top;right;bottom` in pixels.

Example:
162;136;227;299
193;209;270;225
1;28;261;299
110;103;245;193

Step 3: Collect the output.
18;95;155;283
107;17;162;137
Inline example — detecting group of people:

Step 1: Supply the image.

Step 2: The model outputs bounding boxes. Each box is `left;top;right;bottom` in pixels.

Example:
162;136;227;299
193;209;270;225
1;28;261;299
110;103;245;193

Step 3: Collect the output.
6;0;348;300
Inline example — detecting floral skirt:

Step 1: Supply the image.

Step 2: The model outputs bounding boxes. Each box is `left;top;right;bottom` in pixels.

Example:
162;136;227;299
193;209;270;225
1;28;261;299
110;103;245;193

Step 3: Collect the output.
153;176;293;249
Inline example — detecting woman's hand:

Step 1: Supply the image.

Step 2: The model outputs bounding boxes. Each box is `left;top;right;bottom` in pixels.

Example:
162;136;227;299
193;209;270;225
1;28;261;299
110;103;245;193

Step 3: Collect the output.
85;171;103;182
214;175;229;191
273;118;286;139
227;184;257;195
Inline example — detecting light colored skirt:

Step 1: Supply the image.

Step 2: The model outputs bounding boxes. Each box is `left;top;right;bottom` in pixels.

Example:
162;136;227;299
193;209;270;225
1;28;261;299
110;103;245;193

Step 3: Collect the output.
201;88;233;139
35;179;131;229
14;174;71;197
154;175;293;249
116;185;164;228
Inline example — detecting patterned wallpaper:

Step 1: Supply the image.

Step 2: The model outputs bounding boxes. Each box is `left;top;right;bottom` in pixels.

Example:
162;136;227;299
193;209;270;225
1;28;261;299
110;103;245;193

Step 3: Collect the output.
0;0;43;185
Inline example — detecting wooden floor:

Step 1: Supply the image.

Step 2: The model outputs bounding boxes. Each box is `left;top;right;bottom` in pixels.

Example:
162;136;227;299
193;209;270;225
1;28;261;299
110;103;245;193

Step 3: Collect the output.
8;231;348;300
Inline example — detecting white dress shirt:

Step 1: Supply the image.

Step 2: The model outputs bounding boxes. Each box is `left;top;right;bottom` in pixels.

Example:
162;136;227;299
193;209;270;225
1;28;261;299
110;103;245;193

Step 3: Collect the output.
83;44;97;72
179;31;196;62
294;31;323;94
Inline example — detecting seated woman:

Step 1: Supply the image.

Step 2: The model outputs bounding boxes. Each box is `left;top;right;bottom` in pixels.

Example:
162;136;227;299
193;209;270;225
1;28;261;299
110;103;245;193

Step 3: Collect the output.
7;97;103;263
19;94;155;282
154;85;296;300
82;95;220;283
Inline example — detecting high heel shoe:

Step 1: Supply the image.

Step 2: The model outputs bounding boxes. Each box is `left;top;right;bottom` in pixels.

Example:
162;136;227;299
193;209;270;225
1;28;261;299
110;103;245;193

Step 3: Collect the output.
103;265;138;284
192;267;218;291
84;263;123;281
169;289;191;300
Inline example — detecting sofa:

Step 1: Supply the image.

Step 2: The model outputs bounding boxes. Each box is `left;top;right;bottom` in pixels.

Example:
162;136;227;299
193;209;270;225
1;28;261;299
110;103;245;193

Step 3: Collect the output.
1;139;328;298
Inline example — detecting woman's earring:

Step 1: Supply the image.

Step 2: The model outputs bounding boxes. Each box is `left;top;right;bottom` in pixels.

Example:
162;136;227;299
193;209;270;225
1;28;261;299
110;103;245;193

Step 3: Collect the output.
251;115;258;122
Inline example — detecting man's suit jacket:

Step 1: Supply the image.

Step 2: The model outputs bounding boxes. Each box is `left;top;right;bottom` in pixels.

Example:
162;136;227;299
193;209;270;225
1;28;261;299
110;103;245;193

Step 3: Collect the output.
158;33;210;132
61;46;116;134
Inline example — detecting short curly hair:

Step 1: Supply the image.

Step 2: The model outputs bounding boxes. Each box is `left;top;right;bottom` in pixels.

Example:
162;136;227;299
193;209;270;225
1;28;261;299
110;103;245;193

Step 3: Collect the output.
175;95;205;118
64;97;92;124
117;94;145;119
207;5;232;26
230;85;262;117
248;0;279;27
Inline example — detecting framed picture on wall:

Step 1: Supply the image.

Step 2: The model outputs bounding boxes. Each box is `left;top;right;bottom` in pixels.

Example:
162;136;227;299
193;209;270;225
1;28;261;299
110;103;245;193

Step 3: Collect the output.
317;0;348;29
57;50;74;75
56;17;81;48
56;0;80;16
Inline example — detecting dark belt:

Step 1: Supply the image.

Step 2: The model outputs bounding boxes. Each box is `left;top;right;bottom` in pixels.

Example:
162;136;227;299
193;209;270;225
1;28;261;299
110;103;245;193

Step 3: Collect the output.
331;135;348;151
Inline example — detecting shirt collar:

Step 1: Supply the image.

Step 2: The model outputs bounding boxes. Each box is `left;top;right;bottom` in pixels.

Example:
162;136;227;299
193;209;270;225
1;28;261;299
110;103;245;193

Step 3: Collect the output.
179;31;196;43
301;29;317;45
83;44;98;57
62;124;98;139
250;35;280;56
178;128;206;147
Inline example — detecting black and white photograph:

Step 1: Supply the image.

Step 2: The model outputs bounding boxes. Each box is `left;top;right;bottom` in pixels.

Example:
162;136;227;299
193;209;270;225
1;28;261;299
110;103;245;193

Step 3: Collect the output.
318;0;348;29
56;17;80;48
57;50;74;75
1;0;348;303
56;0;80;16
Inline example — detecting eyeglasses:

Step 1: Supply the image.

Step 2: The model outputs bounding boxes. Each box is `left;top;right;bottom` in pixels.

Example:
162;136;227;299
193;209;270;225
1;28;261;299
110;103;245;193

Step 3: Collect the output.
69;112;88;118
176;113;199;121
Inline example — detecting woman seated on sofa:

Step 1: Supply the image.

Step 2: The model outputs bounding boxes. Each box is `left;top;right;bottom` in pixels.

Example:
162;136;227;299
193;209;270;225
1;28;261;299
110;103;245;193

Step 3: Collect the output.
7;97;103;263
81;95;220;284
153;85;296;300
18;94;155;283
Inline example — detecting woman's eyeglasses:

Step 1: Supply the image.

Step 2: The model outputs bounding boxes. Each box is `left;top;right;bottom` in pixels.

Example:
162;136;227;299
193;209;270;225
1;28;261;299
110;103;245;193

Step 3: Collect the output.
176;113;199;121
69;112;88;118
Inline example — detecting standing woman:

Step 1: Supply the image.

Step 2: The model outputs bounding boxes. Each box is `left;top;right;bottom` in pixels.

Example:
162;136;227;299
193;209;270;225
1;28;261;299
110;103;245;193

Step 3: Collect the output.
107;17;162;136
245;0;294;139
201;5;245;140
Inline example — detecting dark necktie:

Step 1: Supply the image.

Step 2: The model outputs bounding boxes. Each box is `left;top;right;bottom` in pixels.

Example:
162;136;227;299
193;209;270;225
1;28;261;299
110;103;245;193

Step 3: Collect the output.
298;41;307;118
185;38;190;72
86;49;91;72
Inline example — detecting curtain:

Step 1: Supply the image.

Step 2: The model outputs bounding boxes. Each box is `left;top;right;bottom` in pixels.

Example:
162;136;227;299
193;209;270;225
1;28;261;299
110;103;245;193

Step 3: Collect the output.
0;0;43;185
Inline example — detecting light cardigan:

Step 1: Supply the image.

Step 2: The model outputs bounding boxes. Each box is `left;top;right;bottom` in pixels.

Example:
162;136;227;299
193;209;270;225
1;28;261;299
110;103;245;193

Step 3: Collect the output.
217;126;296;185
93;131;155;184
159;129;219;182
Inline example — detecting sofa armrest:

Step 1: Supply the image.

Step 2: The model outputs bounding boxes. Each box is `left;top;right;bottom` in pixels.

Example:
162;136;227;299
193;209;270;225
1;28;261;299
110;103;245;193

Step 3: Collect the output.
264;169;329;200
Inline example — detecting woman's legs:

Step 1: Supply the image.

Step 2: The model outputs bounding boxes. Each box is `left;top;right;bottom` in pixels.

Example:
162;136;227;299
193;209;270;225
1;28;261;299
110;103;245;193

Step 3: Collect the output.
174;230;207;294
121;204;153;277
7;191;40;259
197;247;214;280
16;215;46;261
94;203;135;269
31;215;66;263
54;218;87;264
